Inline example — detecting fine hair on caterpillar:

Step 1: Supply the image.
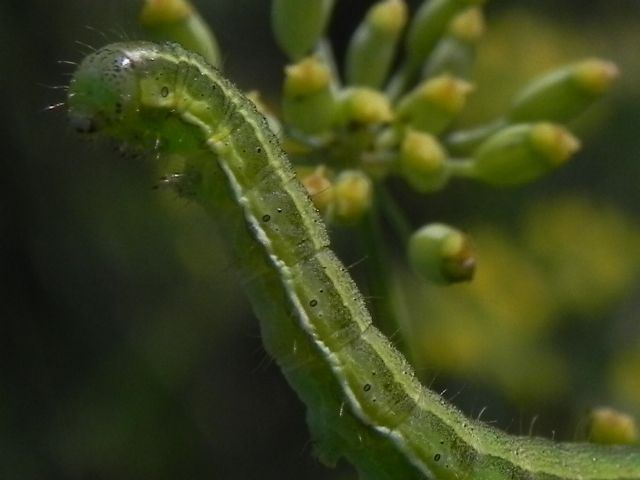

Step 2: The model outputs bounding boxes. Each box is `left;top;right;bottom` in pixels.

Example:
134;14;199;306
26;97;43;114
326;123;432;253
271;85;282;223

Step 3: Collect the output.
67;41;640;480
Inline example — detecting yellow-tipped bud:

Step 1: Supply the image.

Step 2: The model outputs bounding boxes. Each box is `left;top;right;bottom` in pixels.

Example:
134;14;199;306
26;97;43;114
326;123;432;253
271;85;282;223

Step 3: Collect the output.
283;57;337;134
421;75;474;112
370;0;408;34
405;0;485;71
140;0;221;67
345;0;408;88
449;7;485;42
272;0;335;60
331;170;373;223
588;407;638;446
530;123;581;166
399;130;449;192
509;59;620;123
397;75;474;133
421;8;483;80
341;88;394;126
574;59;620;95
471;123;580;186
408;223;476;285
284;57;332;97
141;0;191;23
300;166;334;214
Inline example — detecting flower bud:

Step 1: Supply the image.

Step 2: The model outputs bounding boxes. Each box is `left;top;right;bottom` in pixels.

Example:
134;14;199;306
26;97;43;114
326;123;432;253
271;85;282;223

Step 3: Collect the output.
271;0;335;60
588;407;638;446
340;88;394;126
470;123;580;186
284;56;331;97
408;223;475;284
283;56;338;134
422;7;484;79
345;0;408;88
509;59;619;123
397;74;473;134
449;6;485;42
331;170;373;224
140;0;221;67
405;0;485;72
399;129;449;192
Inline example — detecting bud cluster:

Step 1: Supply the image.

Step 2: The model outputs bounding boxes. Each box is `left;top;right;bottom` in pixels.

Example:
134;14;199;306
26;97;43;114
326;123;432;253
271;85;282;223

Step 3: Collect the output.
139;0;619;285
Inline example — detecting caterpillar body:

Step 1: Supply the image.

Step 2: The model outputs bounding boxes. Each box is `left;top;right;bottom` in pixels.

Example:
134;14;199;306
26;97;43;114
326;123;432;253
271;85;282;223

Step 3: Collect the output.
67;41;640;480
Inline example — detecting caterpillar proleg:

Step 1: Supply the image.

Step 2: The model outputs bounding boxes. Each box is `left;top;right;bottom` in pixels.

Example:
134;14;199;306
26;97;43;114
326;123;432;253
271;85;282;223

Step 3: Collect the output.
67;41;640;480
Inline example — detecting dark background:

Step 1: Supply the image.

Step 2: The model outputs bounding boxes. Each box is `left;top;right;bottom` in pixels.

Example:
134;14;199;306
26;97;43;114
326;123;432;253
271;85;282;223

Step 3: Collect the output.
2;1;639;479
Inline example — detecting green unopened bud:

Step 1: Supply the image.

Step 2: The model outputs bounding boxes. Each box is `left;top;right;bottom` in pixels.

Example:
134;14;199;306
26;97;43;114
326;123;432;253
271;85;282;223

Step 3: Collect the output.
471;123;581;186
369;0;408;33
405;0;484;71
399;130;449;192
140;0;221;67
340;88;394;126
283;56;337;134
397;74;473;134
449;6;485;42
141;0;189;21
331;170;373;224
271;0;335;59
284;56;332;96
421;7;484;80
408;223;475;284
588;407;638;446
509;59;619;123
300;166;334;214
345;0;408;88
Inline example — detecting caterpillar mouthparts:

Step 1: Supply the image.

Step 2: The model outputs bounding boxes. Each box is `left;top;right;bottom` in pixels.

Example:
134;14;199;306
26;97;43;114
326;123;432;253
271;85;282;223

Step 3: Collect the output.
68;44;141;135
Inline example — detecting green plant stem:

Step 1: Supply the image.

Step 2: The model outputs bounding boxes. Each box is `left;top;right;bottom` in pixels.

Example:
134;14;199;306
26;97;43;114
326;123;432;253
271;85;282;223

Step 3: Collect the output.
445;118;506;154
378;182;413;246
316;37;342;87
445;157;476;178
357;195;409;358
376;183;423;363
386;62;414;101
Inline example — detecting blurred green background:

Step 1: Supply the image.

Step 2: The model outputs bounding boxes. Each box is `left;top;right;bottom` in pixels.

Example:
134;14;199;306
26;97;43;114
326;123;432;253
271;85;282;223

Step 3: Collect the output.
2;1;639;479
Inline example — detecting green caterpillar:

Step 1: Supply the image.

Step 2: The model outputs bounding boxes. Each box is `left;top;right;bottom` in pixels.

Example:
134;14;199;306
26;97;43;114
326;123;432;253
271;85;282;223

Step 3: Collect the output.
67;41;640;480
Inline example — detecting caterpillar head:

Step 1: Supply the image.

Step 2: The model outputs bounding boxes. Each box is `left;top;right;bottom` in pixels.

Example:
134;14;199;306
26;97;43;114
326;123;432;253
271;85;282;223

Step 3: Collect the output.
67;44;140;138
68;42;207;156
